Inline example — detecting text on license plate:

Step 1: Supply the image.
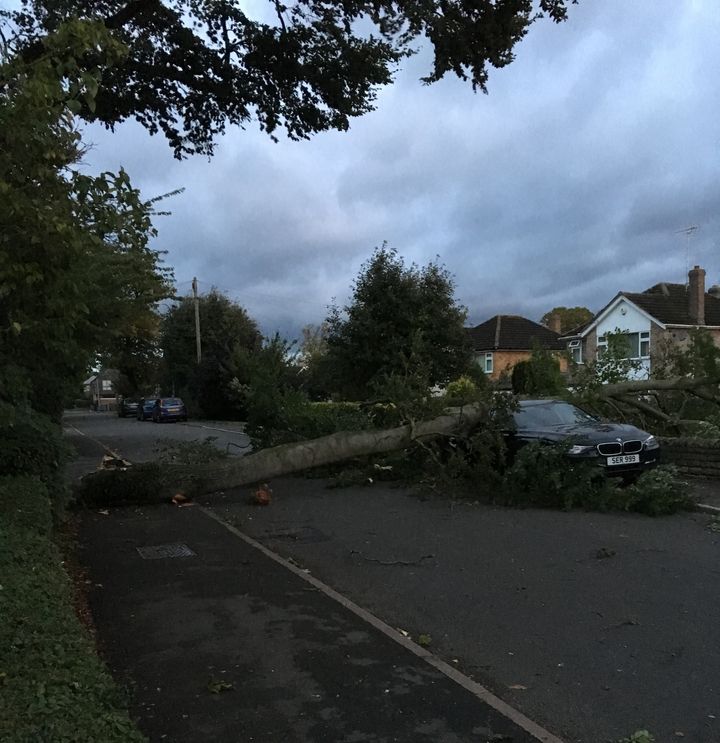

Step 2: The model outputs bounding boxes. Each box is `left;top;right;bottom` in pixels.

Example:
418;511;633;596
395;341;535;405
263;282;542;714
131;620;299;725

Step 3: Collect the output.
607;454;640;466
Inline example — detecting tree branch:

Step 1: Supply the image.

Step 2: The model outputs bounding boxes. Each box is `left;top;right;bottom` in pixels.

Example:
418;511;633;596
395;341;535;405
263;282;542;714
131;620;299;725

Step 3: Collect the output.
601;376;716;397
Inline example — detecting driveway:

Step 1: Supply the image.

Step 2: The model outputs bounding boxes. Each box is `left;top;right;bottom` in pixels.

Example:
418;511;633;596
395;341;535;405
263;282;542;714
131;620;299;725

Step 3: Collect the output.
207;477;720;743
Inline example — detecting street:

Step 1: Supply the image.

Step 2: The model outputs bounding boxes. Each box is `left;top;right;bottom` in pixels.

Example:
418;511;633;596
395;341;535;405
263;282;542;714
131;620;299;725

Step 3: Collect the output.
70;413;720;742
63;410;251;480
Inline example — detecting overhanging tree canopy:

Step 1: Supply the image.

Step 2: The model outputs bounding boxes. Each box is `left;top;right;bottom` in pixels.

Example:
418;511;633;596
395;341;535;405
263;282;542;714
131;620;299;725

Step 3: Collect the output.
2;0;576;156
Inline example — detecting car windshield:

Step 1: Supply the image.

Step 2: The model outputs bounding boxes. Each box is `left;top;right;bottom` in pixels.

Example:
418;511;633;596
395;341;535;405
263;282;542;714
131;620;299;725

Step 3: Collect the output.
162;398;182;406
514;402;597;429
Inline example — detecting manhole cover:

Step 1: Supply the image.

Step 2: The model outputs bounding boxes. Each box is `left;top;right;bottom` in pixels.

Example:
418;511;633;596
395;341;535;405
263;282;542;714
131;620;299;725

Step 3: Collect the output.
136;543;196;559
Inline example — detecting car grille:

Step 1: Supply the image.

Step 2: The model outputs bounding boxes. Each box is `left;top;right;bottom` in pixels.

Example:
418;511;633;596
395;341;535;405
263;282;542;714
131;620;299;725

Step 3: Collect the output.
597;440;643;456
622;440;643;454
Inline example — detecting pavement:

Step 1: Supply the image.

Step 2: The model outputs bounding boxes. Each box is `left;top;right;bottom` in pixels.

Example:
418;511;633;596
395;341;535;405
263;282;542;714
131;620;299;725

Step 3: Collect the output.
68;412;720;743
79;503;555;743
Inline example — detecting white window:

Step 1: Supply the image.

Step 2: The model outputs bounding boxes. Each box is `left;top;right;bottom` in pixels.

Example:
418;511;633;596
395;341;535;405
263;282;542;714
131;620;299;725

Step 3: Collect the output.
597;332;650;360
102;379;112;392
568;340;582;364
478;352;493;374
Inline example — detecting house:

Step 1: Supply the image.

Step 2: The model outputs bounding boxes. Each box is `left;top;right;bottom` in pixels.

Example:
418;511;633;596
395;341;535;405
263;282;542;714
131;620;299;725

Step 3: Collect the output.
82;369;119;410
561;266;720;377
465;315;567;381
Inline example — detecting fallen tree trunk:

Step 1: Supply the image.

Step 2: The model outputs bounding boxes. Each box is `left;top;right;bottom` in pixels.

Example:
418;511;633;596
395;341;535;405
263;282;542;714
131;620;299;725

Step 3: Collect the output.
168;405;485;494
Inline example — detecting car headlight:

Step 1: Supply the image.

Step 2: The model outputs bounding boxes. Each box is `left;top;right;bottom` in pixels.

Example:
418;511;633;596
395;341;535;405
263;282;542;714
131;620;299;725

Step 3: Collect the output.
643;435;659;450
568;444;595;455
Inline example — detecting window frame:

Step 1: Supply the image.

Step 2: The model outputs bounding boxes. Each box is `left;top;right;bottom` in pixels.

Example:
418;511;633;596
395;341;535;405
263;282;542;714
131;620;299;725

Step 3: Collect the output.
596;331;651;361
568;339;582;364
479;352;493;374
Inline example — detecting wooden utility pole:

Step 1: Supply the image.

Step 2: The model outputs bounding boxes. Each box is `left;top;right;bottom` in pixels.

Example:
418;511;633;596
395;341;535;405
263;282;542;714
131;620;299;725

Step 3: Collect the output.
192;277;202;364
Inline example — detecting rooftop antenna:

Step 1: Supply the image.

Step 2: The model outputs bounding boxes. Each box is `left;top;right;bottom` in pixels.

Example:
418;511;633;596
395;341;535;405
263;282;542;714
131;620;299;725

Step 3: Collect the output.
675;225;698;283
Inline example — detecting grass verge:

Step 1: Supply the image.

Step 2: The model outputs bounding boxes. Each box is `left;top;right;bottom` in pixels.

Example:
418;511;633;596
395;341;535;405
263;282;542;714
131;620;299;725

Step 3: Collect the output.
0;475;145;743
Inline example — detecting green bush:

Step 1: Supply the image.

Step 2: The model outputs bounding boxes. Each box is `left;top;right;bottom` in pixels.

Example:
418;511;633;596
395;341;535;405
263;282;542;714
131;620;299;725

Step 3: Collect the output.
623;465;693;515
0;476;145;743
247;396;373;449
445;375;482;406
498;444;692;515
511;347;565;396
500;442;612;510
0;405;70;483
73;462;170;507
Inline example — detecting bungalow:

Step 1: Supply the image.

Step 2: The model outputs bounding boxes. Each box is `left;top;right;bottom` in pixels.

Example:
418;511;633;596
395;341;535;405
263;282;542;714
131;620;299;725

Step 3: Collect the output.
465;315;567;381
561;266;720;376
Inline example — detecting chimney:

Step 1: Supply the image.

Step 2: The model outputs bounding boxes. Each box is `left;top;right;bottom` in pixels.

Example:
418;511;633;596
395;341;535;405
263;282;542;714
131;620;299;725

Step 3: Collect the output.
688;265;706;325
548;312;562;334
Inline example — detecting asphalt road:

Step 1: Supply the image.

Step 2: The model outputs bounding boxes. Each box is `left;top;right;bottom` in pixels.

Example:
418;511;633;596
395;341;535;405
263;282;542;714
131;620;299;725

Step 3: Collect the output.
63;409;251;479
66;413;720;742
207;478;720;743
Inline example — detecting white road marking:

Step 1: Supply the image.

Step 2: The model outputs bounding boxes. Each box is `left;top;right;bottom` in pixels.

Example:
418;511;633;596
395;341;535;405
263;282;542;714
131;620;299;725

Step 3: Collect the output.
199;506;565;743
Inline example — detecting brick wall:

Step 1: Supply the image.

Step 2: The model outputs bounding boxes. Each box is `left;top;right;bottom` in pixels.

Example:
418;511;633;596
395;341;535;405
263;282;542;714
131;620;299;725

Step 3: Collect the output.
660;437;720;478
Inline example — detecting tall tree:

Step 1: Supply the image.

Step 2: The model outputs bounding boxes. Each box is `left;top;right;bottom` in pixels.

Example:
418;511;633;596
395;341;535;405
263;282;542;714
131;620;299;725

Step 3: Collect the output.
0;22;173;419
160;289;261;417
540;306;593;334
324;245;471;400
2;1;575;157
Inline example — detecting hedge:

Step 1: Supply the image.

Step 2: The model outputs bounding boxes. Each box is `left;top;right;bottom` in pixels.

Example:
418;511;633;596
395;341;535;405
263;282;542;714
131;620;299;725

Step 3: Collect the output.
0;475;145;743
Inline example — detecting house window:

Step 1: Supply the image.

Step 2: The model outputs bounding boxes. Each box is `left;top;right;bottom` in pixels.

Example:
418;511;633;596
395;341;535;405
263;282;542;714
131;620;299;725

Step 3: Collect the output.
102;379;112;392
478;352;493;374
597;332;650;360
568;340;582;364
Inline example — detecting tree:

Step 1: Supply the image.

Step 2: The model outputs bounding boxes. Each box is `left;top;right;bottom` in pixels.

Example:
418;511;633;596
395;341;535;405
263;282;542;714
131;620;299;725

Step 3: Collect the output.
511;346;564;395
0;21;173;420
2;1;575;157
324;245;472;400
540;306;593;334
159;289;261;417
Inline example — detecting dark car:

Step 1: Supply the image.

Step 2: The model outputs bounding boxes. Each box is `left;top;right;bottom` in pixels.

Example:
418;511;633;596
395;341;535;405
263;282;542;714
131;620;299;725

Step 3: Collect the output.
117;398;139;417
507;399;660;478
152;397;187;423
136;398;156;421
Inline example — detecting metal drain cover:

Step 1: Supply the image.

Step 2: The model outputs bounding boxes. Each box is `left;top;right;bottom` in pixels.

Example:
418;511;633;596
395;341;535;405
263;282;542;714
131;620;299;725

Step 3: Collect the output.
136;543;196;559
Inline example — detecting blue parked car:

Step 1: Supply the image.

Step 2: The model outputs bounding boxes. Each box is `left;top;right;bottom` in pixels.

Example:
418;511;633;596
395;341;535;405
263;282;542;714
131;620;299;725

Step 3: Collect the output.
152;397;188;423
136;398;156;421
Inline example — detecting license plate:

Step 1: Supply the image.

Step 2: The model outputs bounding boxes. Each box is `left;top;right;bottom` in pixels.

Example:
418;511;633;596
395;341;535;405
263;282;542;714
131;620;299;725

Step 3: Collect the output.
607;454;640;466
168;408;179;413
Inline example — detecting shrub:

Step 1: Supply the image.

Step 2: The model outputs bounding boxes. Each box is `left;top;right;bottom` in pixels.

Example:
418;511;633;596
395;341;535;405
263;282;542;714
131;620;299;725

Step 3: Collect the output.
74;462;169;507
0;405;70;483
248;397;373;449
511;348;565;396
500;442;612;510
445;375;482;406
0;476;145;743
622;465;693;515
498;444;692;515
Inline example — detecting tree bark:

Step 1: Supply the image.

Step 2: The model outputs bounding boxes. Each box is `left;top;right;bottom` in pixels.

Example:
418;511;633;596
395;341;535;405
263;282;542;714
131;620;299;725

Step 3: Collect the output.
168;405;485;495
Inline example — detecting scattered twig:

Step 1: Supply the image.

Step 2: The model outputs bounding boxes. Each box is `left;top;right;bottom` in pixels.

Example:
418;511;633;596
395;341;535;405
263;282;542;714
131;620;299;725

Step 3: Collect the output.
350;550;435;566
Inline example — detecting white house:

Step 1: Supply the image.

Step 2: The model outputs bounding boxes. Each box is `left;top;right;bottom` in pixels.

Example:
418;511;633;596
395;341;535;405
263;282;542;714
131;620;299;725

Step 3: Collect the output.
561;266;720;377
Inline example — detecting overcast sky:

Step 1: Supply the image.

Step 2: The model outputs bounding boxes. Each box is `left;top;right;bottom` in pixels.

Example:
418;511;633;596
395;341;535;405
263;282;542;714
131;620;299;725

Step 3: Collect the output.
83;0;720;338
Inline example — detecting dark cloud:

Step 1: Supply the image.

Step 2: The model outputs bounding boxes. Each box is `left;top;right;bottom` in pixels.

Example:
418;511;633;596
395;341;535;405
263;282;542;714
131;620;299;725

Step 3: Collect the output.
83;0;720;337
